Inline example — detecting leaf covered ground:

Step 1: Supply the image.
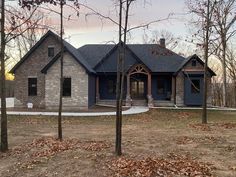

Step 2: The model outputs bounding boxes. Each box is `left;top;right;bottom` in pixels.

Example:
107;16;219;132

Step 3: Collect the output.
0;109;236;176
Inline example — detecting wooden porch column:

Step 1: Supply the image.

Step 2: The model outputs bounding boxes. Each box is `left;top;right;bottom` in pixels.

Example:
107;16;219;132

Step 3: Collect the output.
125;74;131;106
147;73;153;107
96;76;100;103
171;76;176;104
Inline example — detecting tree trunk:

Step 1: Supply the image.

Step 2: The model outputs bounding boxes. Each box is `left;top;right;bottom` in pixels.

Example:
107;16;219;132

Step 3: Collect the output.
115;0;122;156
58;0;64;141
222;40;227;107
0;0;8;152
202;0;210;124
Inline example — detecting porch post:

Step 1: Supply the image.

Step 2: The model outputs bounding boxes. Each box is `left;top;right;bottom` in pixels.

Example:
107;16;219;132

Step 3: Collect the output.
171;76;176;104
147;74;154;107
126;74;132;106
96;76;100;103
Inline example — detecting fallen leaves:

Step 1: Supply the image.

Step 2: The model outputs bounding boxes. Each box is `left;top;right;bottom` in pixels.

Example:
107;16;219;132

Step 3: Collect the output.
30;137;80;158
189;123;212;131
108;154;214;177
3;137;111;171
176;136;220;145
79;141;111;151
189;122;236;132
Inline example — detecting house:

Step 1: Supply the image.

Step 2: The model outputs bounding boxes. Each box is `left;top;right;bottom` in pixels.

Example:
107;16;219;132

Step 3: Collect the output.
10;30;216;109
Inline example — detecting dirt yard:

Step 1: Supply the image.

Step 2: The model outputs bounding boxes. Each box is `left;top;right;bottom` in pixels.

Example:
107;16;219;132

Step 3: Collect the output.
0;109;236;177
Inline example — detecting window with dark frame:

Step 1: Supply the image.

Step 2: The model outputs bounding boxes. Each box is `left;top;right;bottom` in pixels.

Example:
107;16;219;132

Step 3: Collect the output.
157;78;165;94
28;78;37;96
108;79;116;94
192;59;197;67
63;78;71;97
191;79;200;93
48;46;55;57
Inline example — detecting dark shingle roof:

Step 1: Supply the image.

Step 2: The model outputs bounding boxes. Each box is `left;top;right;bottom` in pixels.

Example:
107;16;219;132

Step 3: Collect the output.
78;44;115;68
78;43;187;73
128;44;186;72
11;29;215;75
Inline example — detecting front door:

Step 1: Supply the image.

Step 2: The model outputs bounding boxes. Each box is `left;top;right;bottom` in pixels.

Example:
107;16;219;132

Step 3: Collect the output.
131;80;145;99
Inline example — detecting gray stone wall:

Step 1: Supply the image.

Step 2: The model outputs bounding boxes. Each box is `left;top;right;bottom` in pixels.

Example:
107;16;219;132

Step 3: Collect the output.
176;72;185;106
14;35;60;108
45;52;89;109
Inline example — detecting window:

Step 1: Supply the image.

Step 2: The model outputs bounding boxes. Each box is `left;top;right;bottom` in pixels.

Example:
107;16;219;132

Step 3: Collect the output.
191;79;200;93
48;46;54;57
157;78;165;94
63;78;71;97
28;78;37;96
192;59;197;67
108;79;116;94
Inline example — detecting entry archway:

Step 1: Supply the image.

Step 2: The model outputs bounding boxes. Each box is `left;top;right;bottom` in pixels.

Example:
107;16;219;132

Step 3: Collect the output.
126;64;153;107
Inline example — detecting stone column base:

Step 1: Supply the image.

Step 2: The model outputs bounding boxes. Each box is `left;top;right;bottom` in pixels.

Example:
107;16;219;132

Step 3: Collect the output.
147;95;154;108
126;95;132;107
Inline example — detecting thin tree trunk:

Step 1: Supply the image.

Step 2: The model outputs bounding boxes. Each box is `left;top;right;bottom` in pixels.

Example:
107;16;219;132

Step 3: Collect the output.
58;0;64;141
0;0;8;152
202;0;210;124
115;0;122;156
222;40;227;107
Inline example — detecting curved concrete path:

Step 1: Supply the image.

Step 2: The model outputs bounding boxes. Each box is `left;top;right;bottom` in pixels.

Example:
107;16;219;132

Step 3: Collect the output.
4;106;149;117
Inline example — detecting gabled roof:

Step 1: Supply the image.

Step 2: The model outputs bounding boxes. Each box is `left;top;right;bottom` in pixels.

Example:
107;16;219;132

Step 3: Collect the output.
78;43;187;73
78;44;115;69
41;39;95;74
10;30;216;76
10;30;55;74
10;30;95;74
128;44;186;73
174;54;216;76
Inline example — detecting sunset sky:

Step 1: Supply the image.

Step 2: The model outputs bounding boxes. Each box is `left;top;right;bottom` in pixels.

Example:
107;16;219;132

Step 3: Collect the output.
65;0;189;47
49;0;190;48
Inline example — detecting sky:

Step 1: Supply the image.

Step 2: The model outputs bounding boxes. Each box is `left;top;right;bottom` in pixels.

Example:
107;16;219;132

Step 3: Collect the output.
52;0;190;48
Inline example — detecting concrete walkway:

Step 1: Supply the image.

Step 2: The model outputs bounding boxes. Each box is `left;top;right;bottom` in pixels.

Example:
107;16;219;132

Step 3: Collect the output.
153;106;236;111
4;106;149;117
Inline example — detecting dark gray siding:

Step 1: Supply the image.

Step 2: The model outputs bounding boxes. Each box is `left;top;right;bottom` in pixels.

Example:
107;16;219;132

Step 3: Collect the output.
88;75;96;107
152;75;172;100
184;74;203;106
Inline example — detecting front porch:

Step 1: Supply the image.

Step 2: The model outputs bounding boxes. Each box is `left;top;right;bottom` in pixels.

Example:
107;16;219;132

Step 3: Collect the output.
96;64;176;107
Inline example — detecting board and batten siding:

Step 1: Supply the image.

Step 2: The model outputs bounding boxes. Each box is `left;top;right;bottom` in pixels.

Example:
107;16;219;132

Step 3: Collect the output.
45;52;89;109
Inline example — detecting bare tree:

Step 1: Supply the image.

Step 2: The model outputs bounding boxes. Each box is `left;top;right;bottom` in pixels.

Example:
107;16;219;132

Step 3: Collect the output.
5;7;50;66
0;0;8;152
212;0;236;107
225;45;236;107
20;0;80;141
187;0;217;124
143;30;179;50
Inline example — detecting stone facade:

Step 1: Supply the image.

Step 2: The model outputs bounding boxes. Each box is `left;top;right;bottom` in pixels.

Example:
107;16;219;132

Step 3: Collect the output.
176;72;185;106
45;52;89;109
14;35;60;108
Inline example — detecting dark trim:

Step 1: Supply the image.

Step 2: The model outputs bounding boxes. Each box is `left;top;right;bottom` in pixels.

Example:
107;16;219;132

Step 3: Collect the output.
174;76;176;105
10;30;59;74
174;54;216;76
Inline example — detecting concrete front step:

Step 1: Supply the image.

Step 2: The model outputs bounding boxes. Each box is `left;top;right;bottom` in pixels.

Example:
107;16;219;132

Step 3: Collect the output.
132;100;147;106
97;99;175;107
153;100;175;107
